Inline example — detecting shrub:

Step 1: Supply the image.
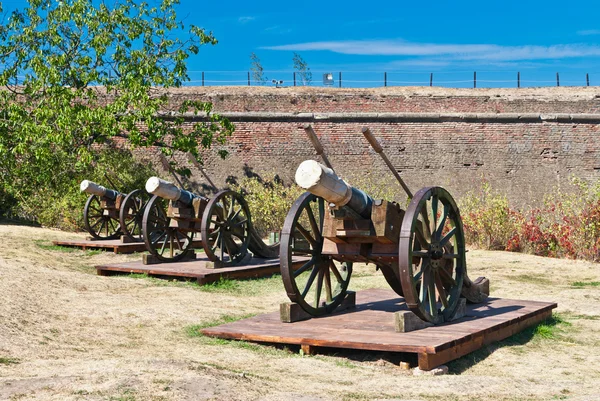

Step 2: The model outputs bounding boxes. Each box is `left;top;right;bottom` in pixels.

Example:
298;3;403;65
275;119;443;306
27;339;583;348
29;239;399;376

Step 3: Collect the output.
5;147;159;231
229;174;304;238
460;178;600;262
517;179;600;261
343;171;409;206
459;181;521;250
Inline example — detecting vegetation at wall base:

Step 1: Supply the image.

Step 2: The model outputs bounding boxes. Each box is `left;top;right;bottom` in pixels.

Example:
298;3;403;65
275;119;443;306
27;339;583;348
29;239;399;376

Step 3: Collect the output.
460;178;600;262
5;147;159;230
228;173;304;238
230;174;600;263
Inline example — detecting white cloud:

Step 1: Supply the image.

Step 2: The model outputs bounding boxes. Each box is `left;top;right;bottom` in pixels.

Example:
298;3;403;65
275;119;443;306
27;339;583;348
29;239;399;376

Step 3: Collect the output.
262;40;600;62
238;16;255;24
577;29;600;36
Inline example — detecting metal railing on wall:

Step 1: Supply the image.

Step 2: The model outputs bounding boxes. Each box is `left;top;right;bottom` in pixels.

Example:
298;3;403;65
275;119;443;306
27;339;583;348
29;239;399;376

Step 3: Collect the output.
186;70;597;88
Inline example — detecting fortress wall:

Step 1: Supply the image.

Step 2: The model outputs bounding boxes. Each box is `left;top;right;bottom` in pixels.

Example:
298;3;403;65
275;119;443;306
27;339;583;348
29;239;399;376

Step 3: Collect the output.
142;87;600;207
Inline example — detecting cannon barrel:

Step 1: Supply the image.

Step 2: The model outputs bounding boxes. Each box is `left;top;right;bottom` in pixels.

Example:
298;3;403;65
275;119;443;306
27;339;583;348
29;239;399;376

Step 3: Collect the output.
80;180;120;200
295;160;373;218
145;177;196;205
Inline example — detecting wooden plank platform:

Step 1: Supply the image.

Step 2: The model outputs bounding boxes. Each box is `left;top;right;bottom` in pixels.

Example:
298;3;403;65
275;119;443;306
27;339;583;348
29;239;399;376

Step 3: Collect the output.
53;239;203;254
202;288;557;370
95;256;307;284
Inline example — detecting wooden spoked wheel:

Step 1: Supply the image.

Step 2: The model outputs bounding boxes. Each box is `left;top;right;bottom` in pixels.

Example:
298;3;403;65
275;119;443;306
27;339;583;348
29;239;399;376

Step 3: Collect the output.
201;190;251;265
83;194;121;240
119;189;150;241
280;192;352;316
399;187;466;323
142;195;194;262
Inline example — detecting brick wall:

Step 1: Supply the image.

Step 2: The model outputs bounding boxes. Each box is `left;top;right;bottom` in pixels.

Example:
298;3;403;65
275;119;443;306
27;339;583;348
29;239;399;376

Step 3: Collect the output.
146;87;600;208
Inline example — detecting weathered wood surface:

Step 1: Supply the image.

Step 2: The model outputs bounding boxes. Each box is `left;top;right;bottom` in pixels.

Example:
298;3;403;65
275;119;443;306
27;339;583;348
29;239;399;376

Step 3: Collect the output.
53;239;203;254
202;288;556;370
96;256;308;284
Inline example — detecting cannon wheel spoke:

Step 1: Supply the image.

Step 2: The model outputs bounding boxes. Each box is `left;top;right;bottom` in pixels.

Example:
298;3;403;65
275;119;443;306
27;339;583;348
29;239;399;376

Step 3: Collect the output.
399;187;466;323
201;190;251;265
280;192;353;317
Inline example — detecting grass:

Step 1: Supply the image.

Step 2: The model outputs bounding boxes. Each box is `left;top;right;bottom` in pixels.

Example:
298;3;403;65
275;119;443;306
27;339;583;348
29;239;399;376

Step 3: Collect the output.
126;273;199;288
511;274;554;285
563;313;600;320
185;313;257;336
34;240;78;253
198;277;240;292
0;357;20;365
109;388;137;401
33;240;103;256
571;281;600;287
507;313;572;343
84;249;103;256
533;317;566;339
124;273;284;296
188;360;274;381
334;359;359;369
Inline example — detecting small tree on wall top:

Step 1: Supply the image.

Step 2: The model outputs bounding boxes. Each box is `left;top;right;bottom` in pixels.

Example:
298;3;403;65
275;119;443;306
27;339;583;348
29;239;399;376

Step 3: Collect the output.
250;52;268;85
0;0;234;209
292;52;312;86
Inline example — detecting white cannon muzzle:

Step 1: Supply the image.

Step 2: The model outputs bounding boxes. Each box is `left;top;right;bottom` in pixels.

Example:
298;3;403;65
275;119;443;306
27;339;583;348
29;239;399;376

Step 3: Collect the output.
295;160;353;207
295;160;373;218
80;180;119;200
145;177;196;205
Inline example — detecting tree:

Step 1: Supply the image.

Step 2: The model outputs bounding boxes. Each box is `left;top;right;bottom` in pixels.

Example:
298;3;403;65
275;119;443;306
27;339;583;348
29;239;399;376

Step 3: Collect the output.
0;0;234;223
249;52;267;85
292;52;312;86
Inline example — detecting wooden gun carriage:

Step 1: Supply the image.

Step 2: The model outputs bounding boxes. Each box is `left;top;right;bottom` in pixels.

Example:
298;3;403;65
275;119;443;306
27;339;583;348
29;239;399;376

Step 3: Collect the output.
80;180;150;242
280;126;489;324
141;177;279;266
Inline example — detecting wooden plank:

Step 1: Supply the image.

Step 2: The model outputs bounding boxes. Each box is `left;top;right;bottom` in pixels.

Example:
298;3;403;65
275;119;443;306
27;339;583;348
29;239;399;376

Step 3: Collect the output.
96;256;308;284
53;239;203;254
418;308;554;370
201;288;557;370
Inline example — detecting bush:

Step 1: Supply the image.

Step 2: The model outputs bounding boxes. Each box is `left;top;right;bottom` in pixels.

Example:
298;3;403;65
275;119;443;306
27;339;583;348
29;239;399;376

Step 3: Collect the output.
344;171;409;206
229;174;304;238
4;147;159;231
516;179;600;261
459;182;521;250
459;178;600;262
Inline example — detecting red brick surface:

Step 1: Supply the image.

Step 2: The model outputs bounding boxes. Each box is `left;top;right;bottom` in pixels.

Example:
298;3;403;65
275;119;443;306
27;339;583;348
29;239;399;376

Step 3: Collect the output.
140;87;600;208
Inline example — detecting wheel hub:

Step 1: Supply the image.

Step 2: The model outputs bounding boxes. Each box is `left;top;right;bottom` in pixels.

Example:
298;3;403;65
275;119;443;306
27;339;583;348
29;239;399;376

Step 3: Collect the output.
429;243;443;259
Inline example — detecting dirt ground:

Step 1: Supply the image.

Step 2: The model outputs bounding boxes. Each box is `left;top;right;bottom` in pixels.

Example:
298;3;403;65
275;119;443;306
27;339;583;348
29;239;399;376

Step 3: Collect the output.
1;224;599;401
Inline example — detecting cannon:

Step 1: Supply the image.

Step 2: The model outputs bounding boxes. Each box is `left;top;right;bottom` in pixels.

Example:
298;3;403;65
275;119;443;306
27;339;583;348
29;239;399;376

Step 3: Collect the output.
142;177;279;265
80;180;151;241
279;126;489;324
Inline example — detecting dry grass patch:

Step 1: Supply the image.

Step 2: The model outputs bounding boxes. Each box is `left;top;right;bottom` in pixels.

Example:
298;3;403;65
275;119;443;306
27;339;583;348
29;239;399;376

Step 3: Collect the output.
2;225;600;400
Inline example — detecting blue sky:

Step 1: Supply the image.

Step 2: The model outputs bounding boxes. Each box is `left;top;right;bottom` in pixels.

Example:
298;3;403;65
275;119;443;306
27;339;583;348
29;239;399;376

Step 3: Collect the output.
3;0;600;87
